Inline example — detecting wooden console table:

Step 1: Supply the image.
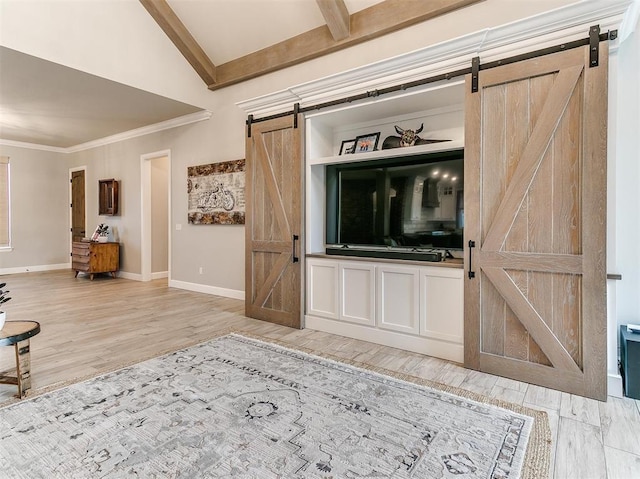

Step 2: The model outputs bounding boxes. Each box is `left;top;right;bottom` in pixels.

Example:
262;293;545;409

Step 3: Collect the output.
0;321;41;398
72;241;119;280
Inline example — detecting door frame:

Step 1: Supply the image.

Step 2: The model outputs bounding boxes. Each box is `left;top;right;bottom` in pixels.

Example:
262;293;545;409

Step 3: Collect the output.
140;149;171;282
68;166;87;255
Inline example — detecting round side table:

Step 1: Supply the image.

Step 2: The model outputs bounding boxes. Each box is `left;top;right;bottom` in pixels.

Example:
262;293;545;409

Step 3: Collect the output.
0;321;41;398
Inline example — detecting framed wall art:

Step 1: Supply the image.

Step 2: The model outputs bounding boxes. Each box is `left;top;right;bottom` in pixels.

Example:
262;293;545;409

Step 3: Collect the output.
187;159;245;225
339;139;356;155
354;132;380;153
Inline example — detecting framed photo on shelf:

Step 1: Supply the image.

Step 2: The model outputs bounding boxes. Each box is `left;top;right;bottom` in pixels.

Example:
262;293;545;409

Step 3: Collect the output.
339;139;356;155
354;132;380;153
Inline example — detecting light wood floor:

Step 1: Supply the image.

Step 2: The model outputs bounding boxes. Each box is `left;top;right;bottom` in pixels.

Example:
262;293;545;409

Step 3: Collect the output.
1;270;639;479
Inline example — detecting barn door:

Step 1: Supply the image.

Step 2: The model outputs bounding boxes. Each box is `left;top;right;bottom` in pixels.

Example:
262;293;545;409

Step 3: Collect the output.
71;170;86;242
245;115;303;328
464;43;608;400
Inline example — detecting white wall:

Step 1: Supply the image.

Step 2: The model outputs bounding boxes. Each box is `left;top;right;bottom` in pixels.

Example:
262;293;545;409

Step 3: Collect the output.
613;13;640;327
607;10;640;391
0;145;69;272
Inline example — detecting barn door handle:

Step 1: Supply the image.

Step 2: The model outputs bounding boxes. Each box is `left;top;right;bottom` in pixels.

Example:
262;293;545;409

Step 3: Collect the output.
468;240;476;279
292;235;299;263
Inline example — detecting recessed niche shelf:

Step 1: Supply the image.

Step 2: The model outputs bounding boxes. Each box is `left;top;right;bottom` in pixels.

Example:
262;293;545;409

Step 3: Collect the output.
99;179;119;216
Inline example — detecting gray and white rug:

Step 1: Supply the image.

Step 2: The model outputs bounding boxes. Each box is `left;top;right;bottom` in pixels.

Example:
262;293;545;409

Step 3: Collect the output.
0;334;546;478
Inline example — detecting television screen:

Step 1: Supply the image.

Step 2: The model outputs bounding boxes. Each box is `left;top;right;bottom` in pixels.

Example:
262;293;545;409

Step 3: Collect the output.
326;149;464;260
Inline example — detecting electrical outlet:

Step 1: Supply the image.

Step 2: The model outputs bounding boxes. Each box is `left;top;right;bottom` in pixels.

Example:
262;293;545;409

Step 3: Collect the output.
199;267;203;274
176;224;182;230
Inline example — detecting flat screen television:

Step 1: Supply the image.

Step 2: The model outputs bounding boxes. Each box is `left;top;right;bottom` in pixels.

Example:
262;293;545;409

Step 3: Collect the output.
325;149;464;261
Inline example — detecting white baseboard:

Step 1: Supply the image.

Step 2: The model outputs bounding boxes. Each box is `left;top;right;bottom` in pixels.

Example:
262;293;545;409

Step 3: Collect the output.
110;271;167;281
608;372;623;398
0;263;70;275
116;271;143;281
169;279;245;300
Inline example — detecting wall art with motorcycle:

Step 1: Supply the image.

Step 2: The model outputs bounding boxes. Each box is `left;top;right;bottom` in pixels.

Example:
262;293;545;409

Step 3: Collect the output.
187;159;245;225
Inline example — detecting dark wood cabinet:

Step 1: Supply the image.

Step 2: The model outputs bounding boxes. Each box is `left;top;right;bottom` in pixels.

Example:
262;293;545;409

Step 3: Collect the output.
72;241;119;280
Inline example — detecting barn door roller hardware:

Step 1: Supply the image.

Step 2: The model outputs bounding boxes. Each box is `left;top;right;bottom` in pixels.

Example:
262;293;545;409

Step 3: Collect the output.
470;24;607;92
246;114;253;138
248;25;614;122
293;103;300;129
470;57;480;93
590;24;600;67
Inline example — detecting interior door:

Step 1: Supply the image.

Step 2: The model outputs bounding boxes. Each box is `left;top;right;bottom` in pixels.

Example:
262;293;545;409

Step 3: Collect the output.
245;115;303;328
71;170;85;242
464;43;608;400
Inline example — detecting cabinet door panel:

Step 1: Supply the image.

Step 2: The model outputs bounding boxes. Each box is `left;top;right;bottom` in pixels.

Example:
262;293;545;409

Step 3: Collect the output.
420;268;463;343
340;263;375;326
376;265;419;334
306;259;338;319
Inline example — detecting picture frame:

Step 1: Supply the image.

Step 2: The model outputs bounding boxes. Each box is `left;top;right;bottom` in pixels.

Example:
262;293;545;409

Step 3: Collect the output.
98;179;118;215
339;139;356;155
187;159;246;225
354;132;380;153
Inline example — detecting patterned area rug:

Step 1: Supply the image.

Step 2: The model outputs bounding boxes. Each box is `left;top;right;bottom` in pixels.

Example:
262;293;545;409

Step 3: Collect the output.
0;334;549;478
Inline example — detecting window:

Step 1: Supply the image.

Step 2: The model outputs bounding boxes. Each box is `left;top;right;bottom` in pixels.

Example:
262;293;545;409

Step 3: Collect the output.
0;156;9;248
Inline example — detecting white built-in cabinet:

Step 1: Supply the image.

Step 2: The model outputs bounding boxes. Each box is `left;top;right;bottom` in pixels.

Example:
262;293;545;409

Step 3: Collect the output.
306;257;463;362
302;80;467;363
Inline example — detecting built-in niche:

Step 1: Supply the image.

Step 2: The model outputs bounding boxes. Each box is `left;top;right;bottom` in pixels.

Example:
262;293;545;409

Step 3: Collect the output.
99;179;119;216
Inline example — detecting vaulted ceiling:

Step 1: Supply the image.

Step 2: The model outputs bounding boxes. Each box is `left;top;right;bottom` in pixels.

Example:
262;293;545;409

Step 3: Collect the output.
142;0;481;90
0;0;482;149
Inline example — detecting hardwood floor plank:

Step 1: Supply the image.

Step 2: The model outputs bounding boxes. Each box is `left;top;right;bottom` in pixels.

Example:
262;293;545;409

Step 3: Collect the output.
460;369;499;395
490;384;526;405
599;396;640;456
560;392;601;427
524;383;562;410
604;446;640;479
554;417;606;479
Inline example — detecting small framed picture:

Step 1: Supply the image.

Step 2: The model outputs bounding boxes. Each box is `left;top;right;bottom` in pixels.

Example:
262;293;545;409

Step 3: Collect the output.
354;132;380;153
339;139;356;155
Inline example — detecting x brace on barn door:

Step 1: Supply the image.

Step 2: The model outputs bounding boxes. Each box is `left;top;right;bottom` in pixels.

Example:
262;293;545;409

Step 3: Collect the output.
245;24;615;135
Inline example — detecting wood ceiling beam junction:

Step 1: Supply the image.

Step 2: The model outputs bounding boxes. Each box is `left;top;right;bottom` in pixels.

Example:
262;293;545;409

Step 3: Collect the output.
211;0;483;90
139;0;217;86
316;0;351;41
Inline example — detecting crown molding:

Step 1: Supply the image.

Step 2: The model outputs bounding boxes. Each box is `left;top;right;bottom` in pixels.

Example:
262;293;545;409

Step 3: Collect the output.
0;139;68;153
237;0;633;117
0;110;212;154
67;110;212;153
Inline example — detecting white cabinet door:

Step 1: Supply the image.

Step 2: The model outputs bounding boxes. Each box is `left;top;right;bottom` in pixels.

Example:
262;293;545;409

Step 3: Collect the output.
376;265;420;334
340;262;375;326
419;267;463;344
307;259;339;319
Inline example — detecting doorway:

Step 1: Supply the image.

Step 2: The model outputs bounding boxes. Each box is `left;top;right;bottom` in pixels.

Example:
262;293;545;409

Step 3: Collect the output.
141;150;171;282
69;167;86;247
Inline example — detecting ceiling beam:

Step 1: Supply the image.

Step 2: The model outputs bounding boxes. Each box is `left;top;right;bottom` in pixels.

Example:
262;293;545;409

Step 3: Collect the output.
139;0;217;86
316;0;350;41
211;0;483;90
